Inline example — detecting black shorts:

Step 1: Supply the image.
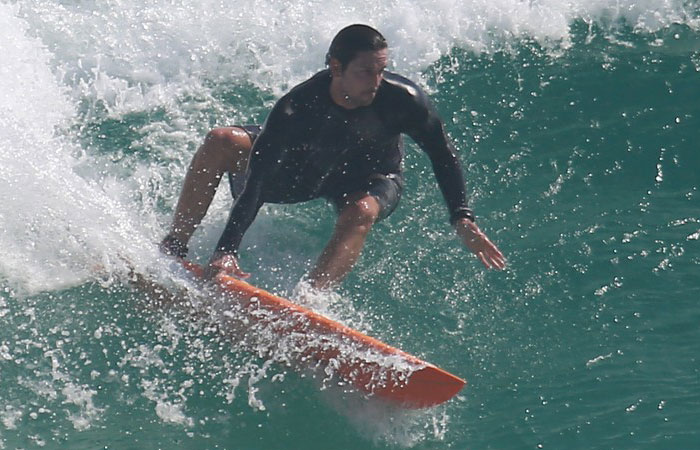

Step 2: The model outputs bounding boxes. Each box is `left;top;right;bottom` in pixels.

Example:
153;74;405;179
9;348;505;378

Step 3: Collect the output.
230;125;403;222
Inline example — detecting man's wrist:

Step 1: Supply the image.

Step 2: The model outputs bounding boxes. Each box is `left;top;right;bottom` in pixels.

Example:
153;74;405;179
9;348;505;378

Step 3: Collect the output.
454;217;480;241
453;217;474;226
453;217;476;232
450;207;475;225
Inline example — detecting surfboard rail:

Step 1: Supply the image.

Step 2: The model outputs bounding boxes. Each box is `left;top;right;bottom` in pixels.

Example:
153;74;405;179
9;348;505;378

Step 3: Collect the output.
182;261;465;408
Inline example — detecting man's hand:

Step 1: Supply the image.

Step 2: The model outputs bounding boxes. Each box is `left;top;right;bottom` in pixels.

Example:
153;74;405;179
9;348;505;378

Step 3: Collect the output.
454;218;506;270
205;252;251;280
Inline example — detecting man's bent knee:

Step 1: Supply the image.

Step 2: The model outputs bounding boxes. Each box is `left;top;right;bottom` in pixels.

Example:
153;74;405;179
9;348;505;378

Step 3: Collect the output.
338;196;381;230
198;127;252;172
204;127;251;151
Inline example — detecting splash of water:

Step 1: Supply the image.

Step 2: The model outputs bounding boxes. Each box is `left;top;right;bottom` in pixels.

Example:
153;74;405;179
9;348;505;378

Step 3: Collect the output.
1;1;698;447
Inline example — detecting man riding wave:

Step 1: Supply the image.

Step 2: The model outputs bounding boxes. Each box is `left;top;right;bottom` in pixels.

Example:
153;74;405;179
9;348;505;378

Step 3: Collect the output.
160;24;505;288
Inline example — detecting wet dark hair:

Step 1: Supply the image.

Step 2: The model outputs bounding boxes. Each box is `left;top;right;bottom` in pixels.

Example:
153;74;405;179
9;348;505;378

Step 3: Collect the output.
326;24;388;70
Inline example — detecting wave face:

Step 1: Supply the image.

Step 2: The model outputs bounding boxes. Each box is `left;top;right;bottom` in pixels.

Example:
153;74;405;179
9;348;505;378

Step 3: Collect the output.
1;1;698;448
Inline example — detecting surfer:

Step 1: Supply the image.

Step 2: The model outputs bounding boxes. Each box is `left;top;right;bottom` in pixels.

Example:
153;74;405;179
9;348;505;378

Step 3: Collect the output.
160;24;505;289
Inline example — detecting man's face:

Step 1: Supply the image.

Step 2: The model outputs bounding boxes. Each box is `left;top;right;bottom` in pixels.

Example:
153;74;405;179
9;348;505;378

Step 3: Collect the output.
332;49;388;108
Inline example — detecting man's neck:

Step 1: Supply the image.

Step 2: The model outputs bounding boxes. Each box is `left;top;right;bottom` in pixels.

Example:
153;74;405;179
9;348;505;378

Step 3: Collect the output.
329;78;359;110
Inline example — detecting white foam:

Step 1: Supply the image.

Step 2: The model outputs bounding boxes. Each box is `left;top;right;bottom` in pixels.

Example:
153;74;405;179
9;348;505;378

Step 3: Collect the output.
1;406;23;430
61;383;103;431
14;0;699;106
0;4;170;294
154;400;193;427
320;389;451;447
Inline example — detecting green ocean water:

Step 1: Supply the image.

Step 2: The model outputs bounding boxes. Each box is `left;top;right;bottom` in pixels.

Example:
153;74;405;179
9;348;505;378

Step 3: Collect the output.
1;2;699;449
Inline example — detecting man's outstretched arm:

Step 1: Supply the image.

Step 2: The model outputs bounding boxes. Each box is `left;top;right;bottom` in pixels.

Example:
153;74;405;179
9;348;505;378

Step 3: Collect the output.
407;88;506;269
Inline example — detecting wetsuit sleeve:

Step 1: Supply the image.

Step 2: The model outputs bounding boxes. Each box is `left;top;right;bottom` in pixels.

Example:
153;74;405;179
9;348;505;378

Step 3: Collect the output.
214;98;292;255
405;90;475;224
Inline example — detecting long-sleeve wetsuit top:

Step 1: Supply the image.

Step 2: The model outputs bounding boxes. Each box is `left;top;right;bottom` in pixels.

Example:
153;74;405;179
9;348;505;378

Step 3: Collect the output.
215;69;473;255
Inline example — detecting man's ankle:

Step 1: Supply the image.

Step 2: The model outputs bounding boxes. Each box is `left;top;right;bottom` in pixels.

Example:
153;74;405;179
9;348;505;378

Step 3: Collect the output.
159;234;189;258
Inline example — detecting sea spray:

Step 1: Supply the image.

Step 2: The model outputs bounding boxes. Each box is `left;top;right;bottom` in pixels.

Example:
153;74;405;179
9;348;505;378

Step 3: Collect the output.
0;3;165;294
1;0;699;448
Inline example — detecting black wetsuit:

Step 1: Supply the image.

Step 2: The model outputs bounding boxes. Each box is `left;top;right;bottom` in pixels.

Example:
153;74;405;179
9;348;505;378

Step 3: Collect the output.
216;69;474;255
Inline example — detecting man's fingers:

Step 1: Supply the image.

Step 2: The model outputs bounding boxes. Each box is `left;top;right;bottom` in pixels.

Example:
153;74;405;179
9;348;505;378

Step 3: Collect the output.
234;268;251;279
220;264;251;279
469;236;506;270
211;255;251;279
228;261;251;279
489;251;506;270
478;252;492;269
488;247;506;269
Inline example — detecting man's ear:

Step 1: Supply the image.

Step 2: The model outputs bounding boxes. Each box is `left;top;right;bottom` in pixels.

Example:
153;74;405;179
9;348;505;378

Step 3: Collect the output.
329;58;343;77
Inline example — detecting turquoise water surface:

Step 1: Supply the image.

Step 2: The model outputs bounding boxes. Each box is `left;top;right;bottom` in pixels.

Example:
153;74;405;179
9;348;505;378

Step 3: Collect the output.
1;1;699;448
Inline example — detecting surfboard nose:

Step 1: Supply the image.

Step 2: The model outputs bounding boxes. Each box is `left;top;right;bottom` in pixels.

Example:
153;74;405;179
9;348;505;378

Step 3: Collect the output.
371;365;466;409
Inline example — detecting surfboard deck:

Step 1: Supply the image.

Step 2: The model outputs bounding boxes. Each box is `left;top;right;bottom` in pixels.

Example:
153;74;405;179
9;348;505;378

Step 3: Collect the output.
182;261;466;409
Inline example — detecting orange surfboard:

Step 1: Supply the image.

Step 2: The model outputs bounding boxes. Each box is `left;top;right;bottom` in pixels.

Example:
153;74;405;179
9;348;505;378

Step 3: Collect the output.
184;261;465;408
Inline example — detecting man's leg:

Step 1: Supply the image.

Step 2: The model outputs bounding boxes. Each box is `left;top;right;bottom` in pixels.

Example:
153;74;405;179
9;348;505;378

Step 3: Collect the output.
163;127;253;253
308;193;381;290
